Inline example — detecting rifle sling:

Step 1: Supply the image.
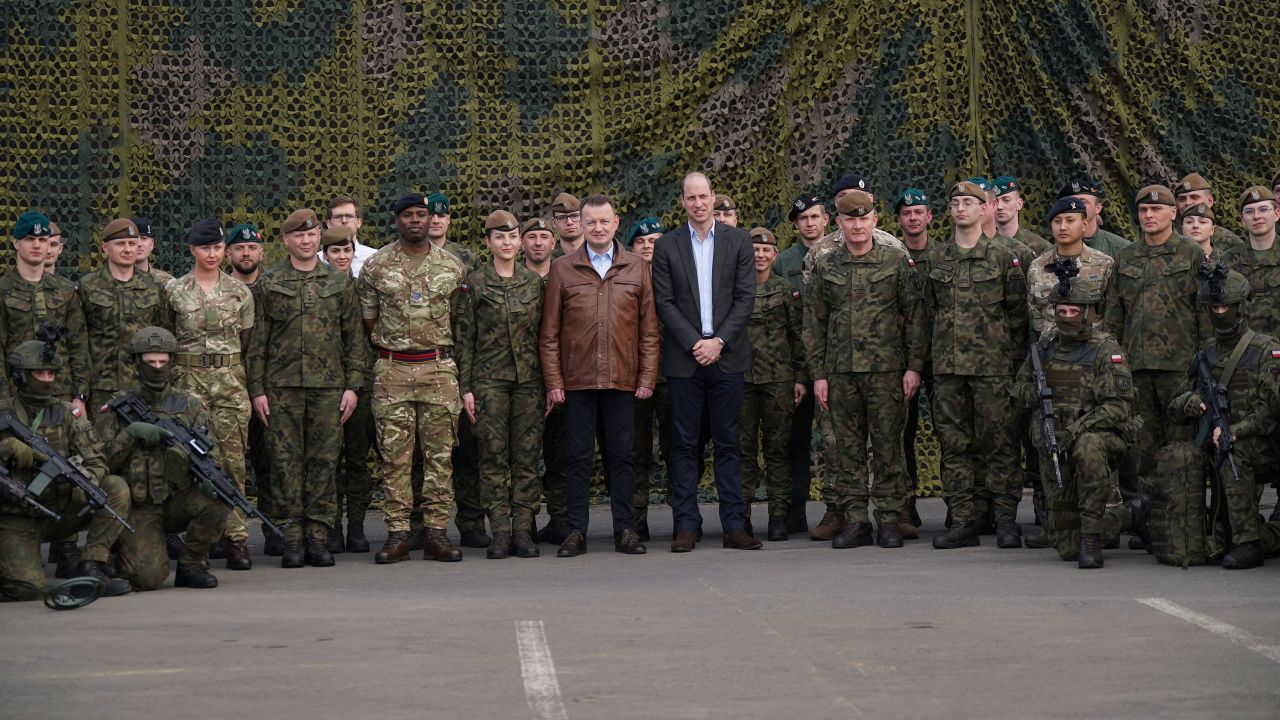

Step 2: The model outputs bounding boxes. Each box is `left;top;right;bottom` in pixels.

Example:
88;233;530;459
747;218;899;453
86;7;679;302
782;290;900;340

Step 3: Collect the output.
1219;329;1254;390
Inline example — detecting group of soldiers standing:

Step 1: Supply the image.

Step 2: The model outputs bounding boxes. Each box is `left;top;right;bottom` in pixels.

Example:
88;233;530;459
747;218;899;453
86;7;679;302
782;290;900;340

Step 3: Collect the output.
3;167;1280;601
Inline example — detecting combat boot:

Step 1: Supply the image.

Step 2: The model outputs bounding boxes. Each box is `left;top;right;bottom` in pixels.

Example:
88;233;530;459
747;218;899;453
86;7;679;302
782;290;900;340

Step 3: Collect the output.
345;517;370;553
425;528;463;562
208;537;229;560
225;539;252;570
511;530;540;558
263;528;284;556
73;560;131;597
831;522;873;549
995;520;1023;549
1024;528;1052;549
165;533;185;560
408;526;426;551
1078;534;1103;569
785;509;809;535
326;522;345;554
535;518;570;545
897;510;919;540
932;522;981;549
487;532;511;559
877;519;904;549
459;528;491;549
767;516;788;541
174;564;218;589
1222;541;1264;570
281;540;304;568
1125;493;1152;546
305;532;335;567
50;541;81;579
375;531;411;564
809;505;845;541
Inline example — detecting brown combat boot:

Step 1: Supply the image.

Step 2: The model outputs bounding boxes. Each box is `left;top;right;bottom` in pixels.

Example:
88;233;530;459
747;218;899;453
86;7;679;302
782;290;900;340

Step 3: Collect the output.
809;505;845;541
424;528;463;562
897;510;920;540
375;531;411;564
225;539;253;571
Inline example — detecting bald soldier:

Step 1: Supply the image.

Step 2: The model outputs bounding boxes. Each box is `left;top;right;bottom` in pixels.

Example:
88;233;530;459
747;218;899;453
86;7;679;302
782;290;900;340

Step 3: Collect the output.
1174;172;1244;256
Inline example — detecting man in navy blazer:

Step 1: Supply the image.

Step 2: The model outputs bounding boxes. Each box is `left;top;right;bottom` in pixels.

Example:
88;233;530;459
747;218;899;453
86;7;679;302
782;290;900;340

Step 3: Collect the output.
651;172;761;552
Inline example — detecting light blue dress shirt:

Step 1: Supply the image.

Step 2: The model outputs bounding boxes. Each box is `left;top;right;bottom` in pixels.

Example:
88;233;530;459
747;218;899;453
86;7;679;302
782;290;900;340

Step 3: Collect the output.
689;221;716;335
588;242;615;279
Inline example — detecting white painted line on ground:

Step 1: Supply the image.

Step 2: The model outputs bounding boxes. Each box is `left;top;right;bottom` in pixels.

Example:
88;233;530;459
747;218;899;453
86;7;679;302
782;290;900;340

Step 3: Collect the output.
1138;597;1280;664
516;620;569;720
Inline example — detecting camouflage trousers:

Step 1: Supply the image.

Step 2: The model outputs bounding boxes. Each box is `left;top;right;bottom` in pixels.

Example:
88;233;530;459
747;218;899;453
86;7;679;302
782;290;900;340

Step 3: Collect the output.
1218;435;1276;546
411;409;480;534
471;379;544;534
541;403;569;525
248;410;272;519
374;358;459;532
335;387;377;526
1132;370;1186;480
116;490;227;591
174;365;250;541
263;387;342;542
827;372;909;525
1040;431;1131;559
932;374;1021;525
0;474;130;599
739;381;796;519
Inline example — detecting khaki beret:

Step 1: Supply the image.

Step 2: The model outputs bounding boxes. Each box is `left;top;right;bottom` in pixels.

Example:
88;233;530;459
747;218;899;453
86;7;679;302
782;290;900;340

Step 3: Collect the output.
749;227;777;246
484;210;519;232
1135;185;1176;206
1175;172;1211;196
949;181;986;202
282;208;320;234
49;221;62;236
1239;185;1277;208
1271;172;1280;190
521;217;554;235
321;226;355;248
100;218;139;243
714;194;736;211
1180;202;1214;222
836;190;875;217
549;192;580;213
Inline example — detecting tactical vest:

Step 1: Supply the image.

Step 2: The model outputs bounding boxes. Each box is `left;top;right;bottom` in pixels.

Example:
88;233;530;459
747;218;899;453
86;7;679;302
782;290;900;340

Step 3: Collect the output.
0;401;74;518
1041;338;1103;422
1202;333;1271;422
122;392;193;506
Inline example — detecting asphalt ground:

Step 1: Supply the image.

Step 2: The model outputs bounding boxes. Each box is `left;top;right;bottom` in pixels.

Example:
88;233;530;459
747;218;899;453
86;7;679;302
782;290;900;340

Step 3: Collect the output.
3;493;1278;720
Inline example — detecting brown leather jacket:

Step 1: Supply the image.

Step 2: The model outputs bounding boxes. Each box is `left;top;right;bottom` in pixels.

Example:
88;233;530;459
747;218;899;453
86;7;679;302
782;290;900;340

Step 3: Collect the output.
540;241;659;392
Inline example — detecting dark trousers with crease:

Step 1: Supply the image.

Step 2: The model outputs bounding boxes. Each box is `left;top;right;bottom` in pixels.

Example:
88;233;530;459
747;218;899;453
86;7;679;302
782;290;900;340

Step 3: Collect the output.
668;365;746;534
565;389;636;535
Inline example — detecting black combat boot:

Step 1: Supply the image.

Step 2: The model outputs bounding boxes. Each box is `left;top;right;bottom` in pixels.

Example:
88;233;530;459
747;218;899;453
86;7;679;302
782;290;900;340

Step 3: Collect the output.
1125;493;1152;546
326;522;345;554
281;540;304;568
995;520;1023;549
460;528;492;549
831;522;874;549
345;517;370;553
305;526;336;567
767;515;788;541
932;522;981;549
511;530;540;558
877;519;904;549
174;564;218;589
1222;541;1264;570
1078;534;1103;569
50;541;81;579
487;532;511;559
208;537;229;560
165;533;185;560
263;528;285;556
73;560;132;597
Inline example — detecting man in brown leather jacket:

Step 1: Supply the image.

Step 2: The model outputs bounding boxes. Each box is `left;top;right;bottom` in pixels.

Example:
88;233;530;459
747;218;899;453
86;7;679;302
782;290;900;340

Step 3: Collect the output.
539;194;660;557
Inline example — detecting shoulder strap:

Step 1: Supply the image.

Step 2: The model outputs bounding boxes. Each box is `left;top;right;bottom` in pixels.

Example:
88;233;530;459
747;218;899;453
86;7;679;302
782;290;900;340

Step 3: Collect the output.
1220;329;1256;389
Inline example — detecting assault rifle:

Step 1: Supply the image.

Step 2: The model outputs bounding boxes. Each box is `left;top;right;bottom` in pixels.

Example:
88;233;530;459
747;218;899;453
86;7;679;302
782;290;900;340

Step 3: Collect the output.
106;392;286;538
0;412;134;532
1029;342;1064;489
0;465;61;522
1189;351;1239;557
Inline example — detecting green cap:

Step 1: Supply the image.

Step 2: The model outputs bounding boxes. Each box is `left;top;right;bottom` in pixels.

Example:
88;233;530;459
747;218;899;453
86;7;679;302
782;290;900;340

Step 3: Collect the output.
425;192;450;215
626;217;664;247
225;223;262;246
992;176;1021;197
893;188;928;212
13;211;52;240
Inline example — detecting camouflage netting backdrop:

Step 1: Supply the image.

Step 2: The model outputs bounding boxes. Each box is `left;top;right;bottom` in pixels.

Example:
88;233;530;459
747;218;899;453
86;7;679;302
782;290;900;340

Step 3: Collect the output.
4;1;1279;500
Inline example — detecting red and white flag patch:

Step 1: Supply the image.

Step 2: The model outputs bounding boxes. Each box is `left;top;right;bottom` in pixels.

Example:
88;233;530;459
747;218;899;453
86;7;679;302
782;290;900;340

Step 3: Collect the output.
1271;349;1280;359
1110;354;1124;363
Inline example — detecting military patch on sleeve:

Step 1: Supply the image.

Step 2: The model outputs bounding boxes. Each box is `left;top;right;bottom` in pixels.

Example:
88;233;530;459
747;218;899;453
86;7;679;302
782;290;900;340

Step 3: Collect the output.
1271;349;1280;359
1110;353;1124;363
1118;376;1132;391
792;290;801;300
1012;258;1020;267
458;283;469;294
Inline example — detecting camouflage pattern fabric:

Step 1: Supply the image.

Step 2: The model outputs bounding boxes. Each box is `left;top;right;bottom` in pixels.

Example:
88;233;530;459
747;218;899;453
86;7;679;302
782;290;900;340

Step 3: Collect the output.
1012;227;1051;256
826;372;909;525
0;271;90;400
1026;245;1114;337
77;268;171;406
923;235;1028;376
1084;229;1131;260
1104;233;1206;372
801;228;905;287
1220;242;1280;336
1211;226;1244;257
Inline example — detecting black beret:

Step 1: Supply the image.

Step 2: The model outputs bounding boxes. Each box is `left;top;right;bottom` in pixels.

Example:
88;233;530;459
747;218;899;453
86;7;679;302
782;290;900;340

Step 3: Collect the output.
186;218;224;246
130;216;153;236
392;193;428;215
788;192;824;221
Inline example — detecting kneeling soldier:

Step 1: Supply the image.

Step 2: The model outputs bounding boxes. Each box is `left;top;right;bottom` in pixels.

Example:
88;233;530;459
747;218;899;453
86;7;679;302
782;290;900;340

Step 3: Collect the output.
96;327;229;589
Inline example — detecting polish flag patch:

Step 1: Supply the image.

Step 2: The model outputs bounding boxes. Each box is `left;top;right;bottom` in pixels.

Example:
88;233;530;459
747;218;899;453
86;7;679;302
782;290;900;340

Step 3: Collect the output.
1012;258;1021;267
1271;349;1280;359
1111;354;1124;363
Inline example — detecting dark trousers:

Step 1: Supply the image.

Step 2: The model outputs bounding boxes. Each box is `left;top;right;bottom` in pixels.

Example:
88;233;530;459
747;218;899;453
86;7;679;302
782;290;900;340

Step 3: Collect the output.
565;389;637;535
668;365;746;533
788;384;814;516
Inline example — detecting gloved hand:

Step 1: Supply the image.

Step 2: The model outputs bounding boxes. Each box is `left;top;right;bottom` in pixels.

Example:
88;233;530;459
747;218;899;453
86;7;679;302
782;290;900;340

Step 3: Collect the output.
0;436;48;468
125;422;172;447
197;476;217;498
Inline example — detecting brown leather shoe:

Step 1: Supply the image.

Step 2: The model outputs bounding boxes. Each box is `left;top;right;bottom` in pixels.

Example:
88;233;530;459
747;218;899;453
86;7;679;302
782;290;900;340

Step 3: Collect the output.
557;531;587;557
897;511;920;540
670;530;697;553
809;506;845;541
225;539;252;570
375;531;411;564
723;528;763;550
614;529;647;555
424;528;463;562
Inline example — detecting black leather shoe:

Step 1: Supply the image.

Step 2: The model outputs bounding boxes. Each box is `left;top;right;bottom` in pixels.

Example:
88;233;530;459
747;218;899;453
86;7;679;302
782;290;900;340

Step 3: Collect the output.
175;564;218;589
512;531;540;558
877;520;904;549
723;528;763;550
557;531;587;558
614;529;647;554
281;542;304;568
767;516;788;541
1222;541;1264;570
487;532;512;559
460;529;492;549
933;522;981;549
995;520;1023;549
1078;534;1103;569
831;522;873;549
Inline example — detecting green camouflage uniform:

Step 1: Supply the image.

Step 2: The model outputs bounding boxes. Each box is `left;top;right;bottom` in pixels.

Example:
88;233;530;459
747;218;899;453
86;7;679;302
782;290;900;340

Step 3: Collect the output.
1211;226;1245;257
1084;227;1131;259
246;262;368;543
0;398;130;594
1103;234;1205;479
455;264;545;535
801;228;907;286
149;266;175;287
1012;226;1051;256
1013;331;1139;560
806;244;926;525
358;242;465;533
924;234;1029;524
0;272;90;402
1220;242;1280;336
77;269;171;407
95;388;228;590
166;273;254;541
1026;245;1114;338
740;273;806;520
903;238;933;493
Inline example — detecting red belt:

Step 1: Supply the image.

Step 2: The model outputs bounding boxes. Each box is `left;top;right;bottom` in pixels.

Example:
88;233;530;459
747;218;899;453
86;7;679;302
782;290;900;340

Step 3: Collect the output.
378;347;451;363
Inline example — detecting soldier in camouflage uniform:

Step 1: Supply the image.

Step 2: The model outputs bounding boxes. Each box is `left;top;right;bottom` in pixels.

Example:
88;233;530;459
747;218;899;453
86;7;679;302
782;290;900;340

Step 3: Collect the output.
549;192;584;259
0;340;131;599
1027;198;1115;339
1011;273;1146;568
992;176;1051;256
968;176;1039;271
1222;187;1280;336
247;209;367;569
96;327;228;590
78;219;171;408
455;211;545;559
895;188;932;536
358;193;466;564
713;194;738;227
43;221;64;275
1104;186;1205;495
1180;203;1220;260
132;217;175;286
1058;181;1131;259
1167;263;1280;569
739;227;806;541
925;181;1029;549
625;217;665;541
166;219;256;570
800;175;908;286
1174;173;1244;256
2;210;92;578
805;192;925;549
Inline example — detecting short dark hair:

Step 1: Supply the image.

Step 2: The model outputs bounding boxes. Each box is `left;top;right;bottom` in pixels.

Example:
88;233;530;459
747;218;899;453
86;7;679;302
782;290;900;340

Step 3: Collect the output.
581;194;616;214
328;194;361;215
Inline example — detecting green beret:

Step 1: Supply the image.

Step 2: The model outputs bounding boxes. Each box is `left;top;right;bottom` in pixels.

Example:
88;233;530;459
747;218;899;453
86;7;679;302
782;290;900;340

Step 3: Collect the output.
893;188;929;212
992;176;1021;197
425;192;450;215
225;223;262;246
626;217;664;247
13;211;52;240
964;176;992;193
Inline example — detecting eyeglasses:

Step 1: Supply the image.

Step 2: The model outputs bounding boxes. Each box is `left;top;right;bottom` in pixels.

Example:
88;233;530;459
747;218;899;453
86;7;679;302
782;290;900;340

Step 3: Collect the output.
330;213;358;222
1242;206;1275;218
553;213;579;222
